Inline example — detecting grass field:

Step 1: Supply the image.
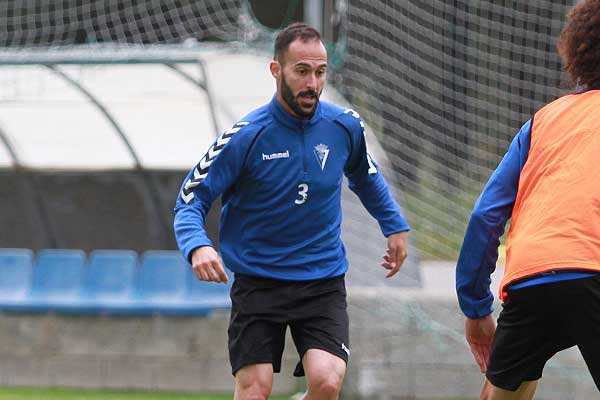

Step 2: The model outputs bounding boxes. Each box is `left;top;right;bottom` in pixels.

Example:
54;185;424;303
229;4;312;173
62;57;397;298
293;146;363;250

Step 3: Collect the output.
0;387;291;400
0;388;476;400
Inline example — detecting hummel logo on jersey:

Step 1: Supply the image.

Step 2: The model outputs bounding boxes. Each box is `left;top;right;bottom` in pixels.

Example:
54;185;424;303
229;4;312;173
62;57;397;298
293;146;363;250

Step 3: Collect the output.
313;143;329;171
181;121;249;204
262;150;290;160
341;342;350;355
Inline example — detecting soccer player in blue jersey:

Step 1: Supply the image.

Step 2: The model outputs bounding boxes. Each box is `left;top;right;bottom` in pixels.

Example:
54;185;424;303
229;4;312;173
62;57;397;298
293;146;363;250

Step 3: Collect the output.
174;23;410;400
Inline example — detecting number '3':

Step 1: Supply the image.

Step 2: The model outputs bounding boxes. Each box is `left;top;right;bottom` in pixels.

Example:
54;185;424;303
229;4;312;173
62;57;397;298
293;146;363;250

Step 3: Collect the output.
295;183;309;205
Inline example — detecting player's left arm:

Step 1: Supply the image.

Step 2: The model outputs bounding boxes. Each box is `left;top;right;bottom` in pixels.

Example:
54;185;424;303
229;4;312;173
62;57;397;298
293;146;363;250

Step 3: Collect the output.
338;109;410;277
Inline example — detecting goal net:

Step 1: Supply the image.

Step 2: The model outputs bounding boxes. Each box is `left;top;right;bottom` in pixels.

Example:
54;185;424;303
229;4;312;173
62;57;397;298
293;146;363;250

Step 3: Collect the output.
0;0;244;47
334;0;575;258
0;0;577;260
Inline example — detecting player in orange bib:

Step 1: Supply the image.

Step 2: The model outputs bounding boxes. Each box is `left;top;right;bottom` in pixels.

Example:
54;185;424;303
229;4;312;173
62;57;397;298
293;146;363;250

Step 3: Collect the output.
456;0;600;398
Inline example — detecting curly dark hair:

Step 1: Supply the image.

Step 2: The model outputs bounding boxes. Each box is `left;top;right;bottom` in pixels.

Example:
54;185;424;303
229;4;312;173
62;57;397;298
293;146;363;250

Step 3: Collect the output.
274;22;323;64
557;0;600;89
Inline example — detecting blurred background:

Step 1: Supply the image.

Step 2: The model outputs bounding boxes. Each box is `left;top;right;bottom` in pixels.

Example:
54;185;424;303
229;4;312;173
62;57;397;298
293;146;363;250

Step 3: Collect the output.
0;0;571;260
0;1;595;399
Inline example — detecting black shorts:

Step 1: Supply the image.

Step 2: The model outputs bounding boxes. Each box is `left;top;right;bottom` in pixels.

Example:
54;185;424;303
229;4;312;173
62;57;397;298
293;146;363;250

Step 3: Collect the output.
228;273;349;377
487;275;600;391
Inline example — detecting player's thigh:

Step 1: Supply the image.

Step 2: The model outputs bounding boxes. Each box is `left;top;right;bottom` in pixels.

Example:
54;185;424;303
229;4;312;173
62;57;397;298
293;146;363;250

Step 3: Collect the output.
228;315;287;375
289;276;349;377
560;275;600;389
228;274;289;375
303;348;346;391
487;286;570;391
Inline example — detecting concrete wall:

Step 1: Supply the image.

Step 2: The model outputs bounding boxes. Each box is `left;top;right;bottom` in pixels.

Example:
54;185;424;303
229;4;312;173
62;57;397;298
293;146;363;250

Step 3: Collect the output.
0;268;596;399
0;312;238;392
344;288;597;400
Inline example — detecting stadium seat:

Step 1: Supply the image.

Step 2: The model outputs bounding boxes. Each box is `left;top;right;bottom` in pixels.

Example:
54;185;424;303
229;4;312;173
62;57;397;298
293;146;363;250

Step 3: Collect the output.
0;249;34;310
184;265;232;312
27;249;87;313
79;249;138;313
134;250;187;313
0;247;232;315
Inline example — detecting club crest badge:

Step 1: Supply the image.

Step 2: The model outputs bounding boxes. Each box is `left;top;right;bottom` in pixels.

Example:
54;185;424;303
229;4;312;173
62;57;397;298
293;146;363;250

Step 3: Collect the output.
313;143;330;171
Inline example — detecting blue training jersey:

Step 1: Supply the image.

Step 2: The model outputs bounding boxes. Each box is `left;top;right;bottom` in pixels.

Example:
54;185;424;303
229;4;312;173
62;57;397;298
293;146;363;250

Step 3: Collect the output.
174;95;410;280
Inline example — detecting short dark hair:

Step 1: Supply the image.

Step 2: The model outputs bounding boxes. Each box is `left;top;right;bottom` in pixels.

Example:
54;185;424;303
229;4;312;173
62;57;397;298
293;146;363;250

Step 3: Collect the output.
274;22;323;63
557;0;600;89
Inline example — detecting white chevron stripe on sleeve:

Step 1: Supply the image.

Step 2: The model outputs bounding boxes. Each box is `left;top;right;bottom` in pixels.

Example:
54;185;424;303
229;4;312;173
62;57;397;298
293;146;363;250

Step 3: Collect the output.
181;190;194;204
193;167;201;180
181;121;248;205
208;145;220;159
227;122;249;133
344;108;360;119
216;135;231;147
345;109;366;134
184;179;202;190
199;157;214;170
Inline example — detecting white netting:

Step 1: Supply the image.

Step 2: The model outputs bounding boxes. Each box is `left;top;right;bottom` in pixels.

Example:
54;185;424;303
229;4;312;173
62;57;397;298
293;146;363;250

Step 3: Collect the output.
332;0;575;259
0;0;244;46
0;0;579;261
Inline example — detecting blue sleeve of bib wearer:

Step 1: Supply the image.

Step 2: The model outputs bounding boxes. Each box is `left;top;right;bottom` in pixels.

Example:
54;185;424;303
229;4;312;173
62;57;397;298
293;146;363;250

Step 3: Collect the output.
455;119;531;319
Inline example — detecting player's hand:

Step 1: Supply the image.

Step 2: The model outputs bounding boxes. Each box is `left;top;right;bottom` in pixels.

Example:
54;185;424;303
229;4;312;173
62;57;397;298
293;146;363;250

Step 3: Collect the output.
381;231;408;278
190;246;229;284
465;314;496;373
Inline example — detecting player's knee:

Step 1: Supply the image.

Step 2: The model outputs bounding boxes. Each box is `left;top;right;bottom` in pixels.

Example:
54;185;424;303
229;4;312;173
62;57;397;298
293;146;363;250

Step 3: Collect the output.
310;372;343;398
236;378;272;400
317;380;341;398
479;389;489;400
236;384;271;400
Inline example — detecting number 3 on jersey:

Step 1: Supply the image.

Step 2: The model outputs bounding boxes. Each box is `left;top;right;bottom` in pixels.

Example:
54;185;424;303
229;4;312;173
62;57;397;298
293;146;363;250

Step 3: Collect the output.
295;183;309;205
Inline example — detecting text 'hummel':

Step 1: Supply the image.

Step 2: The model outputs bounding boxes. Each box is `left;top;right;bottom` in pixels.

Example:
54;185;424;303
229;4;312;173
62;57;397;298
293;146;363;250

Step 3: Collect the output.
262;150;290;160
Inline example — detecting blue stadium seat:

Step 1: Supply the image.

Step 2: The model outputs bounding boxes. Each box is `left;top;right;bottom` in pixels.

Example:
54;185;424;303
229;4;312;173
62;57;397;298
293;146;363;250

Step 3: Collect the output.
185;265;232;312
0;249;34;310
0;248;232;315
27;249;87;313
134;250;187;313
79;249;138;313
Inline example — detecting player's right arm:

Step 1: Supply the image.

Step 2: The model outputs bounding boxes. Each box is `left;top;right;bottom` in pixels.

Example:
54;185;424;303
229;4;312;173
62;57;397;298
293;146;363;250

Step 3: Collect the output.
456;119;531;372
455;119;532;319
174;121;258;282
